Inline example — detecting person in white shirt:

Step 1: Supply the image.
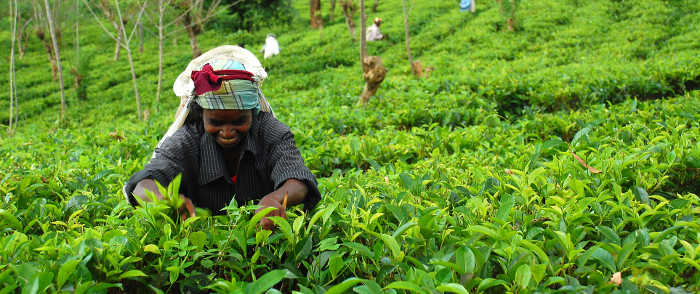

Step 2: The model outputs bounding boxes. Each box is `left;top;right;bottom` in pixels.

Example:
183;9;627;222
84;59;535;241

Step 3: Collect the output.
366;17;384;41
260;34;280;59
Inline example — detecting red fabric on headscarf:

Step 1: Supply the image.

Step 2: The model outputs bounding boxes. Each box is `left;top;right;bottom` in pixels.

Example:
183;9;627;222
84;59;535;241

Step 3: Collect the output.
191;64;256;95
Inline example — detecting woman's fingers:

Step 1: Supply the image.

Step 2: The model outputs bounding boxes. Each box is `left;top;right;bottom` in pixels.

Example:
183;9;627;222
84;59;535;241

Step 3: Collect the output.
256;199;285;230
178;195;196;221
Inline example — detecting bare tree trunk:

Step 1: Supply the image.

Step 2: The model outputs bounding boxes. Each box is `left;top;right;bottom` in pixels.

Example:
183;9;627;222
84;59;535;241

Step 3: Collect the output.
9;0;18;132
156;0;166;103
186;27;201;58
182;13;202;58
138;21;143;54
45;0;67;119
18;17;32;59
95;0;125;60
75;0;79;65
330;0;336;23
341;0;357;41
372;0;379;12
125;46;142;120
37;31;58;80
114;26;122;60
174;0;227;58
32;0;58;80
73;0;85;101
116;0;143;120
360;0;366;62
358;0;386;106
402;0;421;78
310;0;322;29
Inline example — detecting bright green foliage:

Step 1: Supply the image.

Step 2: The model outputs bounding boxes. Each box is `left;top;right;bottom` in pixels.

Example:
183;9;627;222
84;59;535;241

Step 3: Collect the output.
1;0;700;293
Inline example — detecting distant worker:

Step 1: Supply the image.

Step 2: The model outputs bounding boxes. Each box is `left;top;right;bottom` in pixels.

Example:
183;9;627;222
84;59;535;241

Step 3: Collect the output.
460;0;476;12
260;34;280;59
366;17;384;41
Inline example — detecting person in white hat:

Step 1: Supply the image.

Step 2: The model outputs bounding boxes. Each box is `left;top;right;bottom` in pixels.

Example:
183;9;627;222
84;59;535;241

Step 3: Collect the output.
123;45;320;230
260;33;280;59
366;17;384;41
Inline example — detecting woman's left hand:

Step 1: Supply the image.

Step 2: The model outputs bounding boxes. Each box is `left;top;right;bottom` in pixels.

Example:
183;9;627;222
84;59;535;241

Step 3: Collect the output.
255;179;307;231
256;193;287;230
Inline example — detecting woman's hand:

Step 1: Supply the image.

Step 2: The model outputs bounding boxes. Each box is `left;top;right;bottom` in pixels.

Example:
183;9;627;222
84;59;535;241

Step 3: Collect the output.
256;192;288;230
178;194;196;221
134;179;196;221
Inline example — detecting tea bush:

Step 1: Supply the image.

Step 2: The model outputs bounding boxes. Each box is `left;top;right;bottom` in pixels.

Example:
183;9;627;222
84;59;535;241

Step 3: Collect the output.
1;0;699;293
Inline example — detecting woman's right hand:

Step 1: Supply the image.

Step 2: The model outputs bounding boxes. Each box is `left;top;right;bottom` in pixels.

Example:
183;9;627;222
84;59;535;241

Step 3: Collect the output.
178;194;196;221
134;179;196;221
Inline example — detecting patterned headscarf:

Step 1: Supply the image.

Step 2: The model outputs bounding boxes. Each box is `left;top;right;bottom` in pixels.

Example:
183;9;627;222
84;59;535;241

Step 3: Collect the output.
191;60;261;114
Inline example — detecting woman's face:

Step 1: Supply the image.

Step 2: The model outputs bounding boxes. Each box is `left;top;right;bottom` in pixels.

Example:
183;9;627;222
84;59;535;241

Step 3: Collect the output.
202;109;252;149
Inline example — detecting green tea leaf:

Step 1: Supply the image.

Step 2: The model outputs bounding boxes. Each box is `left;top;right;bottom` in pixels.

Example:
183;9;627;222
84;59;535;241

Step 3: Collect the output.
343;242;373;258
633;186;649;204
455;246;475;275
144;244;160;255
245;270;286;294
117;270;147;280
617;242;636;269
189;231;207;250
519;239;549;264
466;225;497;238
0;209;22;230
318;236;340;251
495;194;514;221
597;226;621;245
57;260;81;289
384;281;427;294
571;127;591;147
515;264;531;288
477;278;508;292
201;259;214;269
392;222;417;239
267;216;294;244
653;226;683;244
329;254;344;280
380;234;401;259
436;283;468;294
248;207;276;234
530;264;547;284
399;173;414;194
295;235;313;261
324;277;364;294
591;248;617;272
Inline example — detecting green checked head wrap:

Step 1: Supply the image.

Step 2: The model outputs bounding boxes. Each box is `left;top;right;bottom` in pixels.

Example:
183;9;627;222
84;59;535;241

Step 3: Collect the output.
192;59;262;114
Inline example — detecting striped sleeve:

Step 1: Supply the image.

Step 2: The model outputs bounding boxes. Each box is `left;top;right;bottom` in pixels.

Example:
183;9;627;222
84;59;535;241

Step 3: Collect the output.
263;116;321;211
123;126;198;205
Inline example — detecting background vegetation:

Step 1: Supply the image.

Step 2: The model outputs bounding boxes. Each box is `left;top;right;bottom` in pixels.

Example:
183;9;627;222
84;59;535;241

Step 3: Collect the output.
1;0;699;293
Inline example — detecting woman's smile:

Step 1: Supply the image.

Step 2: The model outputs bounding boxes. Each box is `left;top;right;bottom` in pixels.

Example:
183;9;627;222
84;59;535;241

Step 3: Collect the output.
217;135;240;146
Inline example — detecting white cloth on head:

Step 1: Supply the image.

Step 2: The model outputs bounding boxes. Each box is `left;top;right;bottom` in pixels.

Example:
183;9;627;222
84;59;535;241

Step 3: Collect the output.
261;35;280;59
366;23;383;41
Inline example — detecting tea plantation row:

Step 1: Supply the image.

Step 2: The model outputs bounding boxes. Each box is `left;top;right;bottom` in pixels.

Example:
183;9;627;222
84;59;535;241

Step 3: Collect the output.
1;91;699;292
1;0;699;292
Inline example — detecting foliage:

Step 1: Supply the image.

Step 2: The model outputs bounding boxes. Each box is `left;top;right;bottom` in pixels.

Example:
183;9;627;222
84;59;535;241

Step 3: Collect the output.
1;0;700;292
212;0;297;32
